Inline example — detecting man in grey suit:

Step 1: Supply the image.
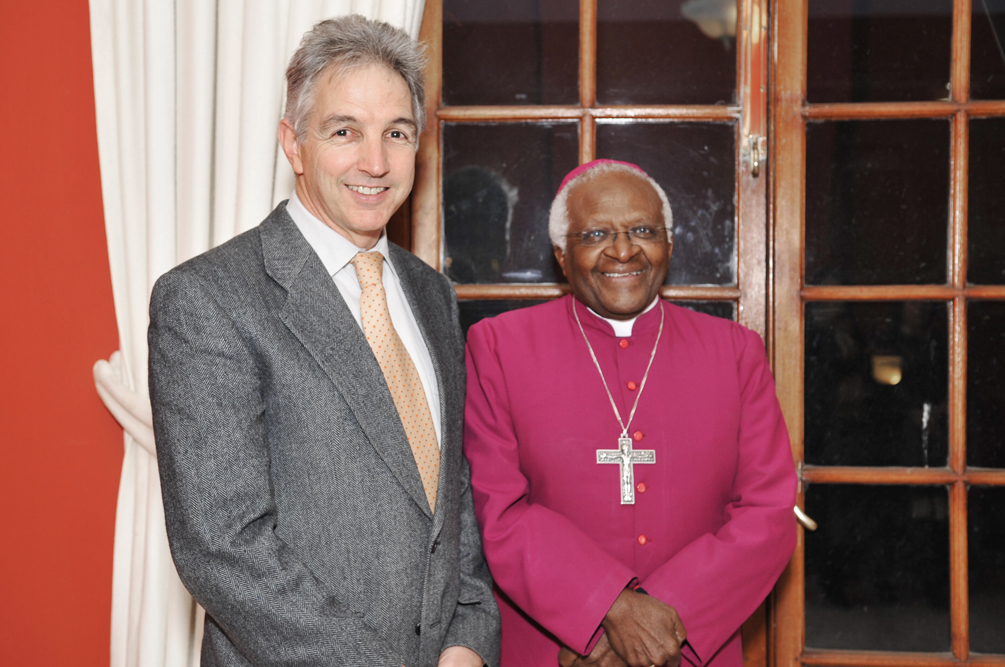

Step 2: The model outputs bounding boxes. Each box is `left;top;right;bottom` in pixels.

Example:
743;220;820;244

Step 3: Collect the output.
149;16;499;667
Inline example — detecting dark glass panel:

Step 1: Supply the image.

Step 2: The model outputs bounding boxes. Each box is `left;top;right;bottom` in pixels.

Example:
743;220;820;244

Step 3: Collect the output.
805;120;949;286
968;118;1005;284
596;122;736;286
971;0;1005;100
458;299;547;336
443;123;579;284
805;301;948;467
969;486;1005;653
443;0;579;106
967;301;1005;468
807;0;952;103
805;484;950;651
597;0;736;105
669;300;735;321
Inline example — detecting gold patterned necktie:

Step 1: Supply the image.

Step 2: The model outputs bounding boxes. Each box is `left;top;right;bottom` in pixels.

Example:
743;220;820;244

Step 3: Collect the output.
352;251;439;512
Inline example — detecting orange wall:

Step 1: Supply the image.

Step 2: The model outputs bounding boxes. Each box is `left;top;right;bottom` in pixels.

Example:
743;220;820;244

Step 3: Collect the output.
0;1;122;665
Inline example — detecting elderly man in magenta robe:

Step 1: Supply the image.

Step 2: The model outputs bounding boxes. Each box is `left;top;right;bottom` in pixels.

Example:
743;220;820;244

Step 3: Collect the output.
463;160;797;667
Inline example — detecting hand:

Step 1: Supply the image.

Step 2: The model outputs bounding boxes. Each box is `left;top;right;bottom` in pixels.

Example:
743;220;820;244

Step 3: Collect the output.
601;589;687;667
438;645;484;667
558;633;628;667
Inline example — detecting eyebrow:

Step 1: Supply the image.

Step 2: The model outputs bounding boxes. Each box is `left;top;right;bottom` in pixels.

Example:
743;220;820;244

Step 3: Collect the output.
317;114;418;135
318;114;357;134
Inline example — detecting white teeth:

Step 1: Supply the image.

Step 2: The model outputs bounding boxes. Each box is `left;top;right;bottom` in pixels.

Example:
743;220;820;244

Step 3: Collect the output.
603;271;642;277
348;185;387;195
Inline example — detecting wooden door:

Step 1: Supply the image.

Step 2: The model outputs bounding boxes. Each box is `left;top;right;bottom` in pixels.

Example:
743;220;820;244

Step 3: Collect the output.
772;0;1005;665
406;0;781;663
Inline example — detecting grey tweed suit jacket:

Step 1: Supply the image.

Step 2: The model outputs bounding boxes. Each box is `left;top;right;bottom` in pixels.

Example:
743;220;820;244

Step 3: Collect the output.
149;203;500;667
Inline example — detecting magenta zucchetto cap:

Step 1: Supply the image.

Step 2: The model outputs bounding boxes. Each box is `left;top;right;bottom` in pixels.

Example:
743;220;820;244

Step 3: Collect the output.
556;159;649;195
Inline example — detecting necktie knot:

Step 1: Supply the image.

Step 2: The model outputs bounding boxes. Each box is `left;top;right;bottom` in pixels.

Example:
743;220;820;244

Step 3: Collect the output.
352;251;384;290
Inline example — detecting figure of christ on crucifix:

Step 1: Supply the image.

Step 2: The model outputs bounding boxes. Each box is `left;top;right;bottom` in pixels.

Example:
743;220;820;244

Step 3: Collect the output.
597;437;656;505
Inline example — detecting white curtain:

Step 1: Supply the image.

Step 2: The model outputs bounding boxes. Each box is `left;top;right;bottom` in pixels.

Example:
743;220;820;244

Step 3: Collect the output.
88;2;426;665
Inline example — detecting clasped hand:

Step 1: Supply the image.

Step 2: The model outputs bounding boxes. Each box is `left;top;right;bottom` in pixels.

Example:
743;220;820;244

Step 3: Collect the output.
558;589;687;667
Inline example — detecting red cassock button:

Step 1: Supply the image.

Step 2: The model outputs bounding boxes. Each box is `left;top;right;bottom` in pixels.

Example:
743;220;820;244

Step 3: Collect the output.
633;431;643;441
627;381;638;391
619;339;629;349
636;482;647;493
637;534;648;546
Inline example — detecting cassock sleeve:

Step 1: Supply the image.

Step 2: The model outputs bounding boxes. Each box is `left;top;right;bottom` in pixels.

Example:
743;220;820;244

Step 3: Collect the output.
464;321;637;655
149;270;404;666
640;325;797;666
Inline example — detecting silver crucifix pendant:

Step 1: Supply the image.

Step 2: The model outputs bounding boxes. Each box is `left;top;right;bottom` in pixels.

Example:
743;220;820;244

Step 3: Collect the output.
597;436;656;504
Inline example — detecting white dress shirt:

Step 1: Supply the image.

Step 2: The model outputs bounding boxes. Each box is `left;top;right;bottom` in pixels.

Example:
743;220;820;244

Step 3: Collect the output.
286;192;442;447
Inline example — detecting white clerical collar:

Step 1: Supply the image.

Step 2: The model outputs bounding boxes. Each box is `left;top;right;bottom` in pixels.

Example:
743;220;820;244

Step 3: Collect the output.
587;296;660;337
286;189;394;278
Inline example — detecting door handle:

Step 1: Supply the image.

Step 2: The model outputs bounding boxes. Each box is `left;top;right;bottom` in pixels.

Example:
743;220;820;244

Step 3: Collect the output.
794;505;818;531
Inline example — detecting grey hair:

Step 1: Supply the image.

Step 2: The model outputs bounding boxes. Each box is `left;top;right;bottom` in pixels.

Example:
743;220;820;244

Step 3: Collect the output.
548;163;674;251
284;15;427;141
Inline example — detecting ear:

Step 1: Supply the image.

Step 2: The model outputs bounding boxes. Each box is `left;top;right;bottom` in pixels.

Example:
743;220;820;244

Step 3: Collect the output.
278;119;305;176
553;244;569;279
667;237;673;261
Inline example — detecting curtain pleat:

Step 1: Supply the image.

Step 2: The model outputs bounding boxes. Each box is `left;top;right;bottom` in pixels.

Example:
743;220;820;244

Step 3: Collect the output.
88;2;426;665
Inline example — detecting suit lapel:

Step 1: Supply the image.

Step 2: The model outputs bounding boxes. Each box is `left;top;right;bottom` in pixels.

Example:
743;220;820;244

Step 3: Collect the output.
260;208;433;518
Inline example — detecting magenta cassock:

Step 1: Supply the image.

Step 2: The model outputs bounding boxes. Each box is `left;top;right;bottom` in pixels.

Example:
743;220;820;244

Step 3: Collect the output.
464;295;798;667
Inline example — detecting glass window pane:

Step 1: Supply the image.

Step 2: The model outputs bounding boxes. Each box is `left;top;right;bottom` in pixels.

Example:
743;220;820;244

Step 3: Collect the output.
596;122;736;286
807;0;952;103
443;0;579;106
967;301;1005;468
596;0;736;105
443;123;579;284
805;484;950;651
805;301;948;467
805;120;950;286
669;300;735;321
459;299;547;336
971;0;1005;100
969;486;1005;653
968;118;1005;285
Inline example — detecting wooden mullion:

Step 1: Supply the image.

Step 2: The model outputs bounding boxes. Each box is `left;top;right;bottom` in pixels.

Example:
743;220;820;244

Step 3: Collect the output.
949;86;969;656
951;479;970;660
802;285;1005;301
770;0;807;663
804;101;958;120
951;111;969;293
966;470;1005;485
412;0;443;268
580;0;596;164
581;113;595;164
437;106;584;121
436;105;740;122
579;0;596;109
802;467;960;485
453;284;742;301
801;649;1005;667
593;105;739;120
804;100;1005;120
964;100;1005;116
952;0;972;105
801;285;959;301
965;286;1005;299
801;466;1005;486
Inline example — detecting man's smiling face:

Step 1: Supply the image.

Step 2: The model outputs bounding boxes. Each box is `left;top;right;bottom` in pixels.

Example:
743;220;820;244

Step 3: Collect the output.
554;170;672;320
279;62;417;248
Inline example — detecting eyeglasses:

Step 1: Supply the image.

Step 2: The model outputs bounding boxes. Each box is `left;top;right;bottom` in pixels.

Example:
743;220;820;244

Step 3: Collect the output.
565;226;668;248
